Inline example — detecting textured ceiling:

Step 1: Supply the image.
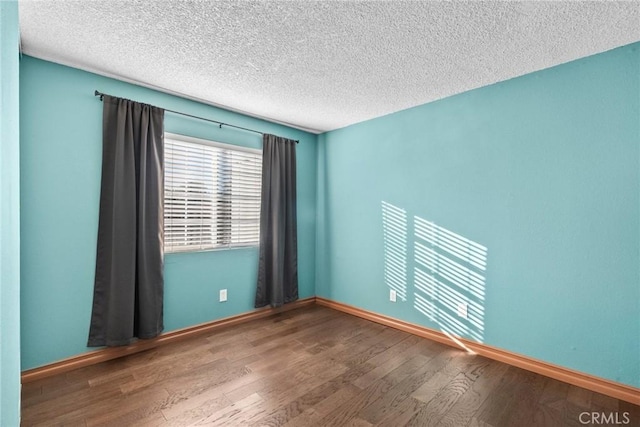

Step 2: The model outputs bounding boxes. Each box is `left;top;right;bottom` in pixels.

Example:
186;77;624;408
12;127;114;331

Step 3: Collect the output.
18;1;640;133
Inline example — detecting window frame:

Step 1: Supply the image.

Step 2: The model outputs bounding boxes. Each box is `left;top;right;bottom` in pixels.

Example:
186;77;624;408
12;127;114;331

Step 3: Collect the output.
163;132;263;254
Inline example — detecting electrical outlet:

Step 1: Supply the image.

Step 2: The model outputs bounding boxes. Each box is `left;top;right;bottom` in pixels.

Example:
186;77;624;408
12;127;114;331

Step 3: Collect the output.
457;302;468;319
219;289;227;302
390;289;397;302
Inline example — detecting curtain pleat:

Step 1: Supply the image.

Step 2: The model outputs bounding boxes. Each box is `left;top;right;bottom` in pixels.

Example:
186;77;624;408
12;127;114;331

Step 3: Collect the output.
255;134;298;308
88;95;165;347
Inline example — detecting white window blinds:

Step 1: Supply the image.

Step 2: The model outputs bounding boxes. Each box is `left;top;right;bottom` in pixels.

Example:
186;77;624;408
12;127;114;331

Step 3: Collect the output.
164;133;262;253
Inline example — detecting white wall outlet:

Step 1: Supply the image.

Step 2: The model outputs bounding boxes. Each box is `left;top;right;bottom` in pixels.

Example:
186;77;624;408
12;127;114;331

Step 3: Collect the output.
219;289;227;302
457;302;468;319
390;289;397;302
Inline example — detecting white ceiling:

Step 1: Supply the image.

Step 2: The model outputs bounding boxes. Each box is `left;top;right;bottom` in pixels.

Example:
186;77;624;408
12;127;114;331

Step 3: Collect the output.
18;1;640;134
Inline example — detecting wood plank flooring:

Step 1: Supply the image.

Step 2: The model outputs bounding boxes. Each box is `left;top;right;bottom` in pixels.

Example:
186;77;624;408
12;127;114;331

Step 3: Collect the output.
21;306;640;426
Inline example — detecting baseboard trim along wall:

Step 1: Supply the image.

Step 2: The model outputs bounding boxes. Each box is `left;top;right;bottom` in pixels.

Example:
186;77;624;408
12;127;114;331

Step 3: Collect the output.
20;297;316;384
21;296;639;405
315;297;640;405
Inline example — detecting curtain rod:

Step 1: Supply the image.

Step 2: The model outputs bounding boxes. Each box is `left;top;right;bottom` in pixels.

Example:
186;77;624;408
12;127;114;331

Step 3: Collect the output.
94;90;299;143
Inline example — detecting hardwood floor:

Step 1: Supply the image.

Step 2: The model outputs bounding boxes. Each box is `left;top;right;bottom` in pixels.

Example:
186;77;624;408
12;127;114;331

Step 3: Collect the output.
21;306;639;426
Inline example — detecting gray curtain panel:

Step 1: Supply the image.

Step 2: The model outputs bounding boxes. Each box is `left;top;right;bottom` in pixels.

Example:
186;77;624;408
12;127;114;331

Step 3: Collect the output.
88;95;165;347
255;134;299;308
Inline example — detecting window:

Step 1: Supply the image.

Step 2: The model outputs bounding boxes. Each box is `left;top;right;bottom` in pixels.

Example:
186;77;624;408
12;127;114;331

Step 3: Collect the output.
164;133;262;253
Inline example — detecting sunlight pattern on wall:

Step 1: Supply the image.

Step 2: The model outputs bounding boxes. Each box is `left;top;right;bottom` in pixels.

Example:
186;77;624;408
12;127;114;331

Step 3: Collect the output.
413;215;487;343
382;201;408;301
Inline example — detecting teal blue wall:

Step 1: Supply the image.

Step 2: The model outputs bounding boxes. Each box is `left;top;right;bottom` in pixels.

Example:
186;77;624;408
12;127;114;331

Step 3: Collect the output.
0;1;21;424
20;56;317;370
316;43;640;387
